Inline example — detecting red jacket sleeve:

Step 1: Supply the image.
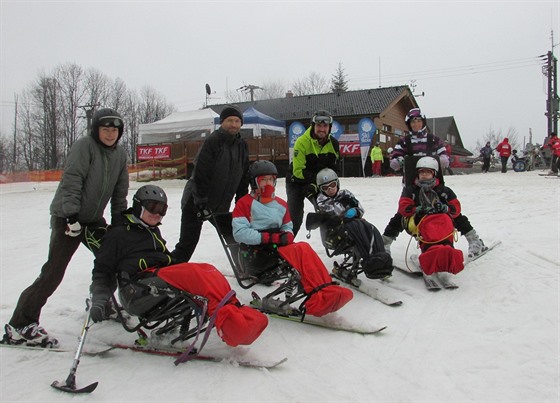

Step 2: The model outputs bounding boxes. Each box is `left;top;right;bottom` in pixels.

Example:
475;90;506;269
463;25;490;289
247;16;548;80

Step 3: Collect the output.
398;197;417;217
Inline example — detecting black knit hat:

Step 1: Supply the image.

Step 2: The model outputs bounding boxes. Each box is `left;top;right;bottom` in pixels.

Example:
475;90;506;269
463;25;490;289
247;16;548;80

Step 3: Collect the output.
220;105;243;124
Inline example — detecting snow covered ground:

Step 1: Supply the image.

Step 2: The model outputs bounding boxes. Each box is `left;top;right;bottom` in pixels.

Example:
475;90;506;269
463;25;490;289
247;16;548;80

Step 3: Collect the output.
0;170;558;402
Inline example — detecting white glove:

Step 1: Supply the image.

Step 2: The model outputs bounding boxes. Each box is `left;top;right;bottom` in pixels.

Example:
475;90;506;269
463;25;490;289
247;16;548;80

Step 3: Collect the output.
65;221;82;237
390;157;403;171
439;154;450;169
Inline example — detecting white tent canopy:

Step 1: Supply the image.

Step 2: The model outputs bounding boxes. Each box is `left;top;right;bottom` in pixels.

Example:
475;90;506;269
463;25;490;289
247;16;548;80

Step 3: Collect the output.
222;106;285;138
139;109;219;144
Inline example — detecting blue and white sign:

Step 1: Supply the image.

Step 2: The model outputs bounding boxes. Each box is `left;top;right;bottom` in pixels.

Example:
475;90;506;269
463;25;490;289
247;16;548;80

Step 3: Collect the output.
358;118;376;176
288;121;306;163
330;120;343;141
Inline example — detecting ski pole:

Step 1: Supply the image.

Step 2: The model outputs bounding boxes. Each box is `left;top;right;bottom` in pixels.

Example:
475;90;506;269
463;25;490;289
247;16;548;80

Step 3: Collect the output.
51;300;98;394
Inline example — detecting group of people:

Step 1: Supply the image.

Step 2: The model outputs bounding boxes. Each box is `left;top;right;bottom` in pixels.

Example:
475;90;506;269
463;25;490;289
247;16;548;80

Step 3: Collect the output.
479;133;559;175
3;105;488;350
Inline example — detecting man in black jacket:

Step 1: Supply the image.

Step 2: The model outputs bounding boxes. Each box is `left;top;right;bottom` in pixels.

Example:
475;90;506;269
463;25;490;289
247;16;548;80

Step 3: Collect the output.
172;105;249;263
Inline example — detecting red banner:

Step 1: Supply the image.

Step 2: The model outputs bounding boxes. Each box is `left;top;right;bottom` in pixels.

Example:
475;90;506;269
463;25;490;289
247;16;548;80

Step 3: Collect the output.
137;145;171;160
339;142;360;155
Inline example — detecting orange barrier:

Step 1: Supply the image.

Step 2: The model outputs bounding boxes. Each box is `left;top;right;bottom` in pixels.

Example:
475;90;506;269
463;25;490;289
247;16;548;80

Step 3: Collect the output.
0;156;188;184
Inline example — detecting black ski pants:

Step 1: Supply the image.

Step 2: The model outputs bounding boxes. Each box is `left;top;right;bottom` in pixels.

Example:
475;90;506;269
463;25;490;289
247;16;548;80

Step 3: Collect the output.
172;197;236;264
286;180;308;237
500;156;509;173
9;216;107;329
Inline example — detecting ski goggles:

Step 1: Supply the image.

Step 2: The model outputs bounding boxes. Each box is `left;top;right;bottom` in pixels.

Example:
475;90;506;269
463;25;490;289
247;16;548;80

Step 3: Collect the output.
407;108;422;119
320;181;338;192
143;200;168;216
99;116;123;128
312;115;333;125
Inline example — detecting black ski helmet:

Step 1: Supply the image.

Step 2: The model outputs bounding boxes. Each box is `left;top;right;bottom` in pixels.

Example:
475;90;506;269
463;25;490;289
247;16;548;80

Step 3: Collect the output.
311;110;333;133
132;185;168;217
248;160;278;190
91;108;124;143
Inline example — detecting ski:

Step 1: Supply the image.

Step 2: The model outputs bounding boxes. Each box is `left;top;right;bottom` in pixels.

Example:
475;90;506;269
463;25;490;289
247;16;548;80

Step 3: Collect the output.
267;313;386;335
435;272;459;289
465;241;501;264
339;278;403;306
423;274;441;291
0;342;113;356
108;344;287;369
330;268;403;306
51;380;98;394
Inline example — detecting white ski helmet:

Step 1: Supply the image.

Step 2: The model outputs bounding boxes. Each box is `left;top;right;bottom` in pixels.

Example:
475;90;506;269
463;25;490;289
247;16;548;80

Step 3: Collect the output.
416;156;439;174
316;168;339;192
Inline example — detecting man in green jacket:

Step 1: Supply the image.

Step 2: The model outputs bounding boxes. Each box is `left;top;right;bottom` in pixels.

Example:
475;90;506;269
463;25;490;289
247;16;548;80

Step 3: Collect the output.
286;110;340;236
3;108;129;347
370;142;383;176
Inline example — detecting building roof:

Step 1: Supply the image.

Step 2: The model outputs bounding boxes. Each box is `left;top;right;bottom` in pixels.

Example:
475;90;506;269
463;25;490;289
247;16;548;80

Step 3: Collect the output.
209;86;410;121
426;116;472;156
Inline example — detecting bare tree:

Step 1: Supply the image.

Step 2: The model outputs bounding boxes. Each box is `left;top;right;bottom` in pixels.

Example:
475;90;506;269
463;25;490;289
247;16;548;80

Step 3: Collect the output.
54;63;86;149
292;72;330;96
8;63;176;171
18;94;43;171
0;134;11;173
260;79;288;100
84;68;111;109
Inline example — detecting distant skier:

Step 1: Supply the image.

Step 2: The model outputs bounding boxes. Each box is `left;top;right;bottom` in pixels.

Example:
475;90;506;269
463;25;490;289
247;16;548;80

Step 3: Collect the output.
495;137;512;173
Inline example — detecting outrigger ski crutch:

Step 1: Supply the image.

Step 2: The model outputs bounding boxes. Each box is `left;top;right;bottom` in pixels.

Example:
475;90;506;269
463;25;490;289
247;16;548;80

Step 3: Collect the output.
51;299;98;394
211;212;262;289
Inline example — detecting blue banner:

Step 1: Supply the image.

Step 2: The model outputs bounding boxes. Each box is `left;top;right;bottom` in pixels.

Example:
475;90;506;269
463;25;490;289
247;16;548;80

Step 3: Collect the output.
288;122;306;163
358;118;376;176
330;120;343;141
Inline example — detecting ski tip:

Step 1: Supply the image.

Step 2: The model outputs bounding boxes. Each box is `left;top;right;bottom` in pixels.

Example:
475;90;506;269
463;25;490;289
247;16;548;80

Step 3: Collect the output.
51;380;98;394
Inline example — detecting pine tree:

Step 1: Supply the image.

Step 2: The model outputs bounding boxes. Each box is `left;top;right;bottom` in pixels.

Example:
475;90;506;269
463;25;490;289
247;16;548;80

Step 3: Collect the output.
331;62;349;93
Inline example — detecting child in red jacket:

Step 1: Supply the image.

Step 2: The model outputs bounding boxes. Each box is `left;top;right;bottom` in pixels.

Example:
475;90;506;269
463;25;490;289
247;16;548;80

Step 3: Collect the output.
398;157;464;276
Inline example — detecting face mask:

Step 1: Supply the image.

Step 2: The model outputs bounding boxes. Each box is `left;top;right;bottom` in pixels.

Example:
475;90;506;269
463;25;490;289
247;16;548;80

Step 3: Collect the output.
259;184;275;198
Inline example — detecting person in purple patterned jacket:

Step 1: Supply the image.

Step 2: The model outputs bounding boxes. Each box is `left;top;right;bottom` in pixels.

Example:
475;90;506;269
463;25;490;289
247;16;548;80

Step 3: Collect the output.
383;108;487;259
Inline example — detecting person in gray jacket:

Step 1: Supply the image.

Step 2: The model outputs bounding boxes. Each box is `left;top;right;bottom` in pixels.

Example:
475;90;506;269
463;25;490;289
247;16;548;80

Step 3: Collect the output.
2;108;129;347
172;105;249;263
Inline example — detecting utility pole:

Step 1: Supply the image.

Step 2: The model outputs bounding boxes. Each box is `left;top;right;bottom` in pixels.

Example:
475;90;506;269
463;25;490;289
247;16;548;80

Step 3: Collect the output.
545;30;559;135
78;104;98;134
237;85;262;102
12;94;17;169
545;50;558;135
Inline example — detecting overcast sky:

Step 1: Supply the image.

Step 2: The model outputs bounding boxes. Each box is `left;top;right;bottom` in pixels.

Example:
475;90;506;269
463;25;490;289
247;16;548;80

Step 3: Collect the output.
1;0;558;150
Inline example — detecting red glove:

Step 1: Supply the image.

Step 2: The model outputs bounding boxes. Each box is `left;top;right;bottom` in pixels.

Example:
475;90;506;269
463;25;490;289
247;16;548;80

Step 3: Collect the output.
261;231;294;246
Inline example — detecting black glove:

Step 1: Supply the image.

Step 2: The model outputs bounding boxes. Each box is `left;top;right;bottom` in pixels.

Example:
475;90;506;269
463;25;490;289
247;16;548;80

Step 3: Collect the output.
433;202;449;214
90;296;109;323
304;183;318;200
415;206;431;219
196;205;212;221
111;212;126;227
65;214;82;237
